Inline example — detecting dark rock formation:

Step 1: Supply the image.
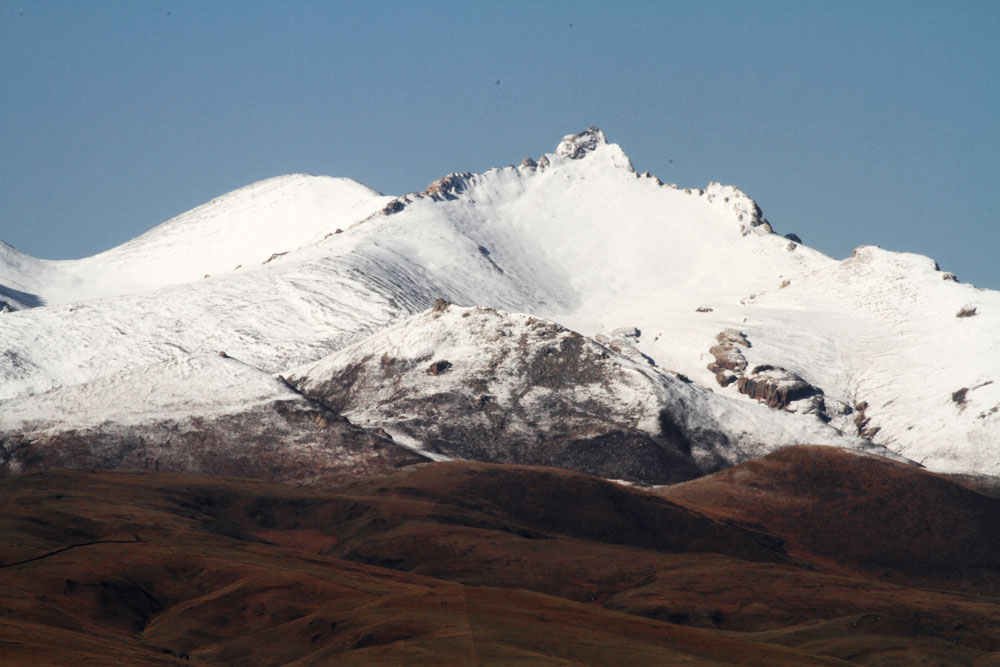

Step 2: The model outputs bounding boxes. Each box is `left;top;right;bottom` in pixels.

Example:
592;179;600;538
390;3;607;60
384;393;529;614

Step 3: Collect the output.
707;330;828;417
854;401;881;439
953;388;969;407
555;126;607;159
423;173;473;200
736;365;823;410
382;199;406;215
957;305;978;318
707;329;749;386
426;360;452;376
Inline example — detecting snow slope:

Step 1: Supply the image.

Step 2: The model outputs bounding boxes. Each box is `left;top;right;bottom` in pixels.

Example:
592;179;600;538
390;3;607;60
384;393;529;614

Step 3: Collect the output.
1;127;997;477
0;350;426;484
0;352;301;433
0;174;391;307
739;245;1000;472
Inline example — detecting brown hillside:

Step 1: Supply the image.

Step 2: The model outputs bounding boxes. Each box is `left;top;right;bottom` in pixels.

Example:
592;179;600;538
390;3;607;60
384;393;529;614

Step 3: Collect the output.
660;444;1000;593
3;460;1000;664
0;468;847;665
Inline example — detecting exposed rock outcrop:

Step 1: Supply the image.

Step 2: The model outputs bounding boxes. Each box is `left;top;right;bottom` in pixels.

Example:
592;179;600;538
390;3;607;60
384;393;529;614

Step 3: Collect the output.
381;198;406;215
423;173;473;200
707;329;750;387
854;401;881;440
953;388;969;407
555;126;607;159
708;331;827;417
957;305;978;318
426;359;452;376
736;365;824;411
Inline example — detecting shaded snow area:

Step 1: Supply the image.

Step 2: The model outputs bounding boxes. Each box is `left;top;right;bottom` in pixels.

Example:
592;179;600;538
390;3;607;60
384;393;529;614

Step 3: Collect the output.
1;126;998;482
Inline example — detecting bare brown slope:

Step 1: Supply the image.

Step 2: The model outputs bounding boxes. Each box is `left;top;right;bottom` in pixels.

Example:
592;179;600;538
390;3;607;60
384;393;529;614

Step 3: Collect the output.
0;469;845;666
4;464;1000;664
330;461;791;564
660;445;1000;594
314;460;1000;660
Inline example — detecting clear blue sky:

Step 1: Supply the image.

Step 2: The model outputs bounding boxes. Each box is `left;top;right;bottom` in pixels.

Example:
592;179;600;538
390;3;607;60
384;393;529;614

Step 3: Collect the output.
2;0;998;288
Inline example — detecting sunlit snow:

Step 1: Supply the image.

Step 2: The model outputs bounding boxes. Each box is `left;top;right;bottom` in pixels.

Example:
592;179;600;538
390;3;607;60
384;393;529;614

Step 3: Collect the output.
1;128;997;475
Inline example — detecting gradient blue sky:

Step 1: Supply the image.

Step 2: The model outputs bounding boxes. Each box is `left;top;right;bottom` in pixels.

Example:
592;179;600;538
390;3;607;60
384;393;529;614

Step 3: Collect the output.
2;0;998;288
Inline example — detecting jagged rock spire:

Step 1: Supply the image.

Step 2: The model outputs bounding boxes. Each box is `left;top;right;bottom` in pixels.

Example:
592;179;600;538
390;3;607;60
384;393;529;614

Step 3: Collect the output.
555;126;607;159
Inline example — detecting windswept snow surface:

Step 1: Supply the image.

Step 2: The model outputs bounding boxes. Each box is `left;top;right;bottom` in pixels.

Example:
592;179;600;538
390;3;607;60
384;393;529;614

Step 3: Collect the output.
1;127;997;476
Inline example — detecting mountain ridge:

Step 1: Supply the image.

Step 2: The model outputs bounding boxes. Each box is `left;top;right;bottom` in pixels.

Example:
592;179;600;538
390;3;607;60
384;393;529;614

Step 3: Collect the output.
1;127;997;479
0;174;391;308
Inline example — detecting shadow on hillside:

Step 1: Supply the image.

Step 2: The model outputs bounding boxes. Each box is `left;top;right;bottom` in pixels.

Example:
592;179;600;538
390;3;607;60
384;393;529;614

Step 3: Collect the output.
0;283;44;309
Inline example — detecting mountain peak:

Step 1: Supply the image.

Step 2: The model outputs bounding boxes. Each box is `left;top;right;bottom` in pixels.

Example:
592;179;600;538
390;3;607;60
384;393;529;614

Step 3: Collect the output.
555;126;608;159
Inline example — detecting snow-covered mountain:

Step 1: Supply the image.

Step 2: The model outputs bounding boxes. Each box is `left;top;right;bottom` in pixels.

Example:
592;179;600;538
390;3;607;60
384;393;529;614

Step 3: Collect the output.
0;175;391;309
1;127;997;482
